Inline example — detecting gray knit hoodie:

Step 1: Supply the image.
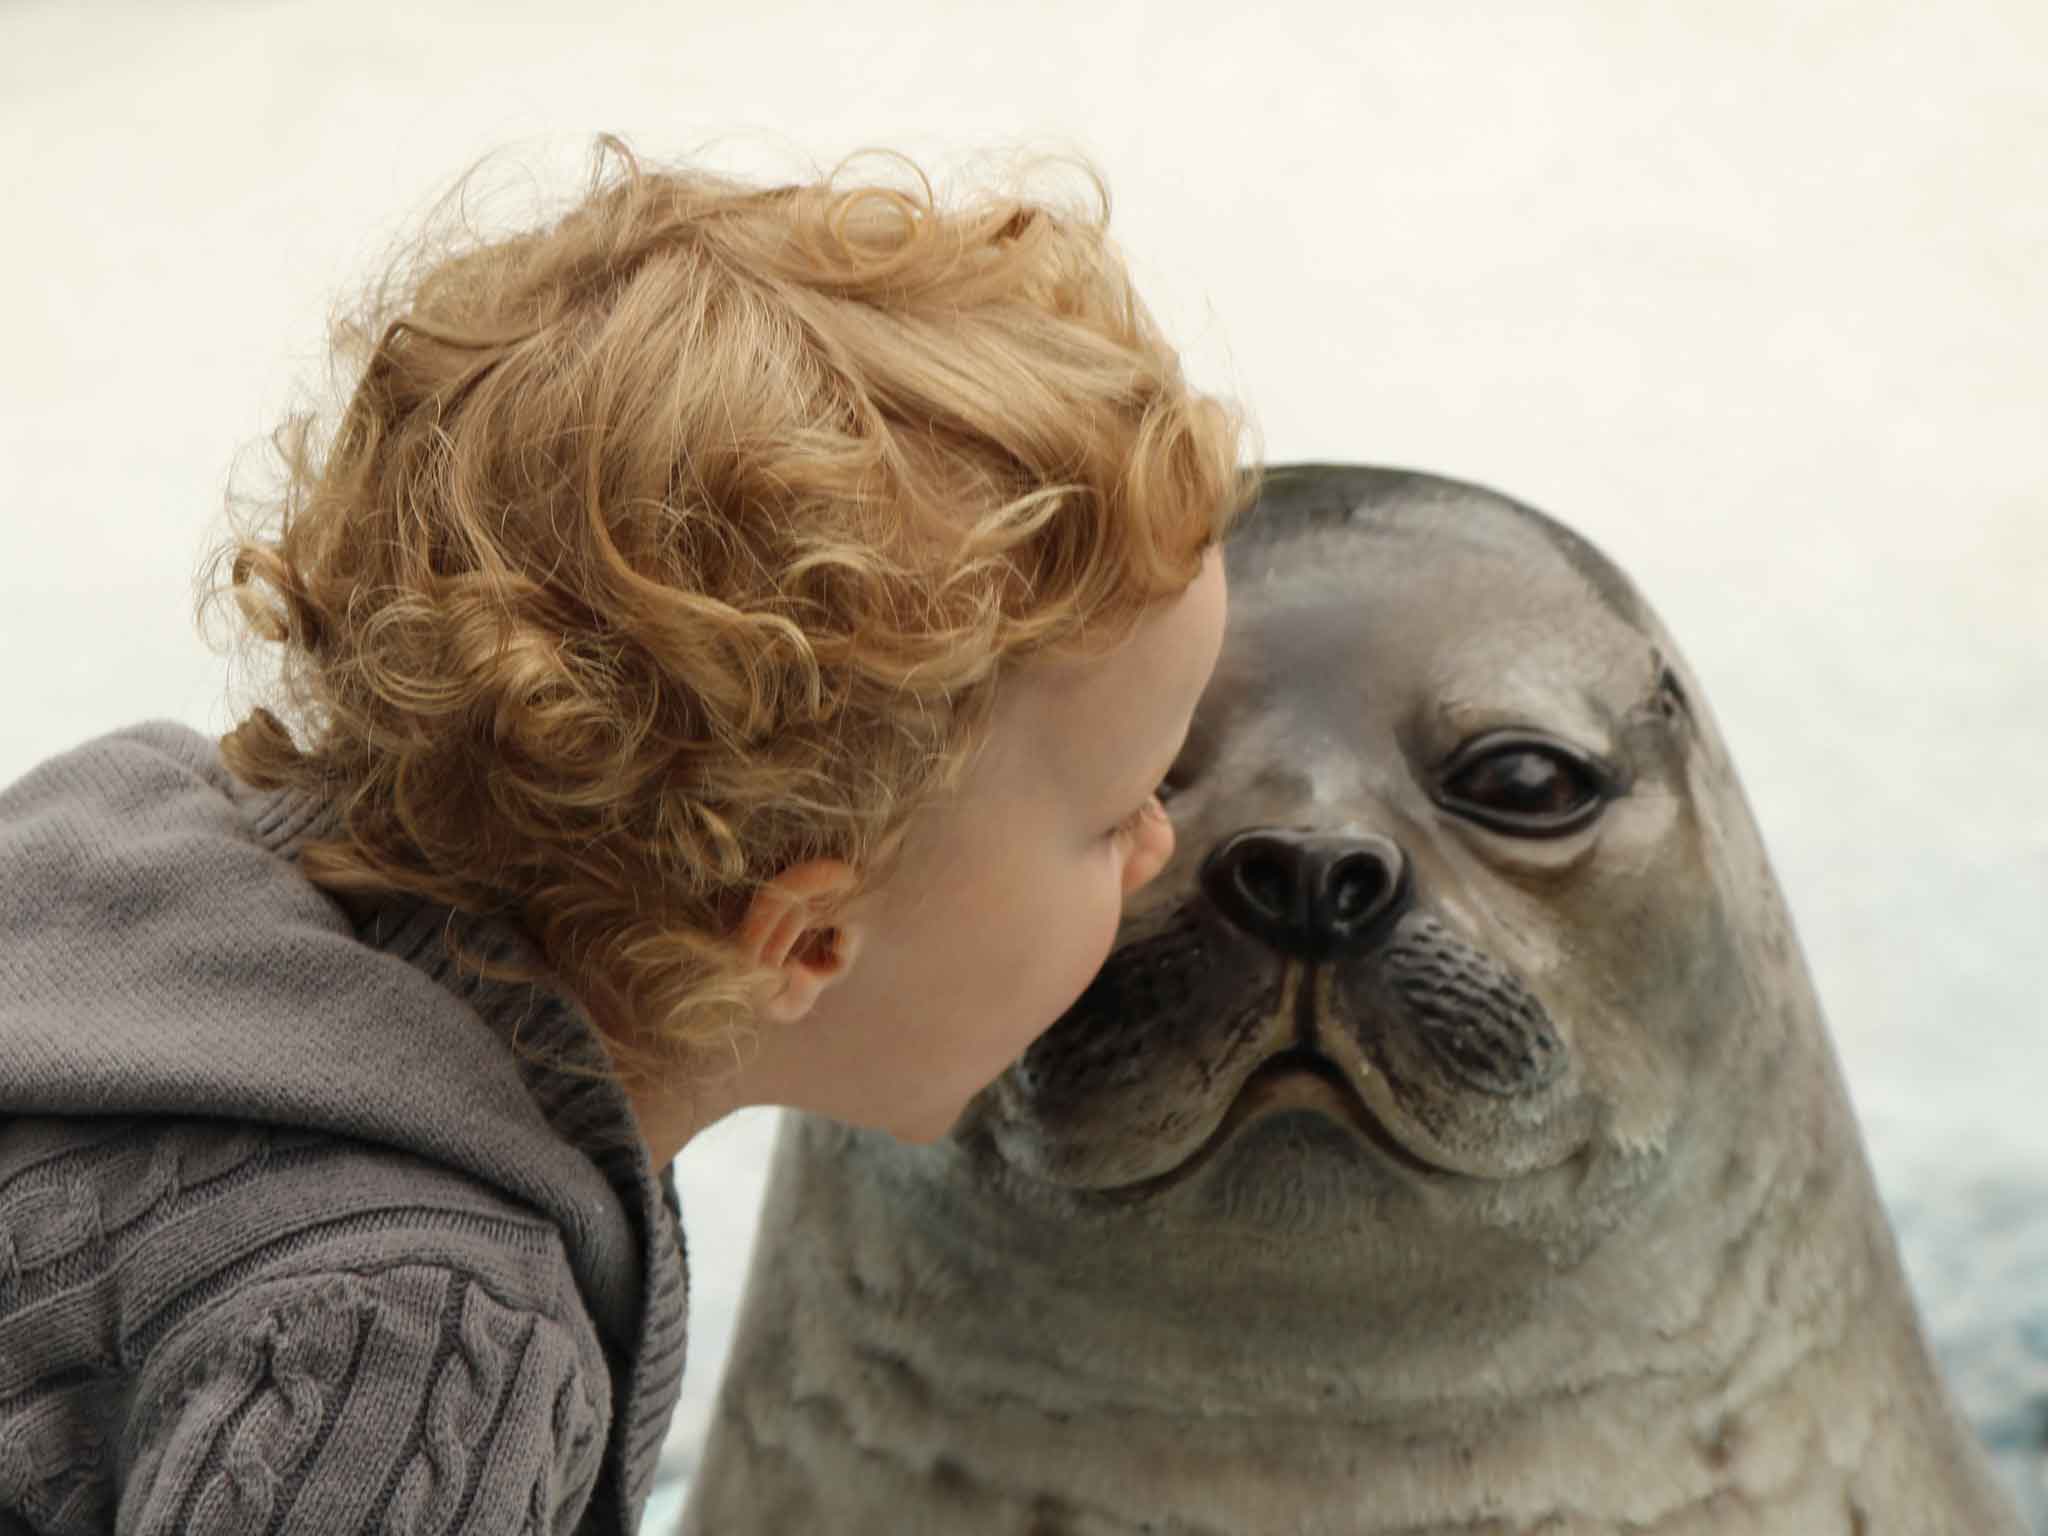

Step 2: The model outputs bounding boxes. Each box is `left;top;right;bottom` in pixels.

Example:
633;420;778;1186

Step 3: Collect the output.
0;722;689;1535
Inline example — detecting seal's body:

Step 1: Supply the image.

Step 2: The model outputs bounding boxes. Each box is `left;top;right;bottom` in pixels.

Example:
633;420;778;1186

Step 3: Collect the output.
682;467;2022;1535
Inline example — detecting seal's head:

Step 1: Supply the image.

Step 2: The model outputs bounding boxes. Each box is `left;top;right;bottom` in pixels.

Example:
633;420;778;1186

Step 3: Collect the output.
955;464;1814;1280
688;466;2023;1535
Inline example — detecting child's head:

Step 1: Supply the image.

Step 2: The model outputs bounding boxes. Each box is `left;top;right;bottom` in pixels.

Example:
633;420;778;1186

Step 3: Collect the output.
204;136;1249;1096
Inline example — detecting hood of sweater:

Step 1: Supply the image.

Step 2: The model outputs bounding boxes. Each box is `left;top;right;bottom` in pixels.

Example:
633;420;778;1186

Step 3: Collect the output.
0;719;688;1532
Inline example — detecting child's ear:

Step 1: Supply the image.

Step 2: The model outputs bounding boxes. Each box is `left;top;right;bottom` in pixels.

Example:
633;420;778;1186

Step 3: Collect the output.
736;860;862;1024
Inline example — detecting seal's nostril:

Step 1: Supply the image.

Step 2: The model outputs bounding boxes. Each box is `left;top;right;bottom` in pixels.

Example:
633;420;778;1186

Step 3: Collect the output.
1328;855;1389;925
1237;853;1293;922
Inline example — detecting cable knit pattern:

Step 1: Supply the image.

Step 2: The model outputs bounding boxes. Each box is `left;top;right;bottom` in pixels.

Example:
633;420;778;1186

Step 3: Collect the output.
114;1267;606;1536
0;722;691;1536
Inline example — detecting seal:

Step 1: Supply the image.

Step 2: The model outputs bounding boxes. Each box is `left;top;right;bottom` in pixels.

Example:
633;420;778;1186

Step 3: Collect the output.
679;465;2023;1535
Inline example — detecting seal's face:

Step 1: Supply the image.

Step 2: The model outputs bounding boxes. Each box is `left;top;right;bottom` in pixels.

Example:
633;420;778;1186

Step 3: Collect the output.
958;472;1772;1261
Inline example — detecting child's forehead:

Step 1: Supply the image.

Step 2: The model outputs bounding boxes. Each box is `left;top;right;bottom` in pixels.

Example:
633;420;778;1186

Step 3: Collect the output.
1002;577;1216;759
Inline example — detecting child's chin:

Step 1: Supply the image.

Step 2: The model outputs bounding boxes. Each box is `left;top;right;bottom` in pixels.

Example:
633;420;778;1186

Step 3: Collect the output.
881;1096;968;1148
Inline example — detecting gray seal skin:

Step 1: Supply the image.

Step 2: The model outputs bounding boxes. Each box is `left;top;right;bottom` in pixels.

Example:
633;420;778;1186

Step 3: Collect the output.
681;465;2023;1535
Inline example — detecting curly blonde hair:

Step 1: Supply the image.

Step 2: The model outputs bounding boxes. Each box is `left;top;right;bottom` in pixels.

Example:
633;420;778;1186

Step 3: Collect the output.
200;136;1251;1079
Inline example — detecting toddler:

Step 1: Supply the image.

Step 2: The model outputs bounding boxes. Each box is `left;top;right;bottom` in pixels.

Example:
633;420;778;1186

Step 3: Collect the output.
0;137;1248;1533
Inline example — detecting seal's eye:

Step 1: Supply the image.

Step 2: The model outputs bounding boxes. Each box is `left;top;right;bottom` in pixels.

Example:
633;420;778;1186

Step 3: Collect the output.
1436;733;1611;837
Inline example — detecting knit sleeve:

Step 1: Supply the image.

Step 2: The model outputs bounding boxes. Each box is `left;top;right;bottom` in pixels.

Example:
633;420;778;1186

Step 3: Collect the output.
117;1265;609;1536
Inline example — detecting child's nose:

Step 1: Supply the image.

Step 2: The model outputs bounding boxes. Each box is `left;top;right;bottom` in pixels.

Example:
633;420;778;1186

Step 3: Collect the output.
1120;805;1175;895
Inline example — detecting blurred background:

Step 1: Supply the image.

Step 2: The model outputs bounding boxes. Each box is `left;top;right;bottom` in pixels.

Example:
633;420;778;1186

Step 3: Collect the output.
4;1;2041;1525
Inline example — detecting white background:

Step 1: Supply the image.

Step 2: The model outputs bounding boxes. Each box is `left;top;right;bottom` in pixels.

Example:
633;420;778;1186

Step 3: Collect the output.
4;0;2042;1498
